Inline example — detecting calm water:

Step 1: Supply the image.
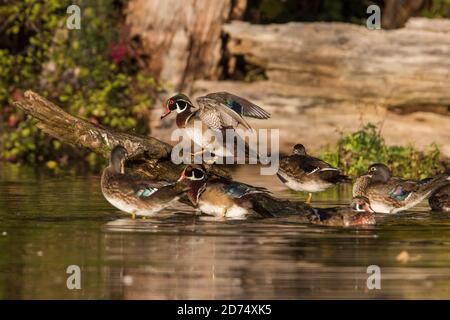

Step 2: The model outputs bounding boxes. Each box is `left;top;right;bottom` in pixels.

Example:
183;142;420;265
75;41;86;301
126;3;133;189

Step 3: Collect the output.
1;164;450;300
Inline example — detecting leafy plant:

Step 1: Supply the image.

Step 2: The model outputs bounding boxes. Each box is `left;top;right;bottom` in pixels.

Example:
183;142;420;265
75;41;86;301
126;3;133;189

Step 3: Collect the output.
0;0;158;171
321;123;447;179
422;0;450;18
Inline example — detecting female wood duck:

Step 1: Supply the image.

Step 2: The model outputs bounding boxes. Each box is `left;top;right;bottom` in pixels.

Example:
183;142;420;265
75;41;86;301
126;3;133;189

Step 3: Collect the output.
353;163;450;214
429;184;450;212
178;165;272;219
101;145;187;218
160;92;270;160
308;196;376;227
277;144;351;203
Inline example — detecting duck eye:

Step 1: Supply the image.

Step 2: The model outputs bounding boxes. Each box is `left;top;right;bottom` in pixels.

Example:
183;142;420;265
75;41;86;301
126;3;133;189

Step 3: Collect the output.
169;102;177;111
193;169;204;179
370;167;376;172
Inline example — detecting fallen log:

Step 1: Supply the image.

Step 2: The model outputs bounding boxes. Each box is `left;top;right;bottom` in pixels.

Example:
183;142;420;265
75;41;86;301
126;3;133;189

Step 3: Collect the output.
191;18;450;158
14;91;312;216
222;18;450;109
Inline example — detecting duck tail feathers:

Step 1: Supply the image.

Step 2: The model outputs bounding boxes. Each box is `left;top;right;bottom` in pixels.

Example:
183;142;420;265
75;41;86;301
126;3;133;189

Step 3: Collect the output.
326;174;352;185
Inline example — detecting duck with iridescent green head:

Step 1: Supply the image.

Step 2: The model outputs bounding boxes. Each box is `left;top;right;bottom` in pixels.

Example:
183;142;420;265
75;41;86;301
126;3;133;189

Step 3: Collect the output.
161;92;270;160
177;164;272;219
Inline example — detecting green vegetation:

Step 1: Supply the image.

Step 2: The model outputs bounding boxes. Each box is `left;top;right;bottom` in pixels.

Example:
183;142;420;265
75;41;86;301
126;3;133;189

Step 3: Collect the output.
321;123;447;179
0;0;158;171
422;0;450;18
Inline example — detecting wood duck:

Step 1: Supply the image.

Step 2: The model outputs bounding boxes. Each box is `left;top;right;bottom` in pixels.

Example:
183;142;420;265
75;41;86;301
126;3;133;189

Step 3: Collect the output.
101;145;187;218
178;165;272;219
277;144;351;203
353;163;450;214
429;184;450;212
160;92;270;160
308;196;376;227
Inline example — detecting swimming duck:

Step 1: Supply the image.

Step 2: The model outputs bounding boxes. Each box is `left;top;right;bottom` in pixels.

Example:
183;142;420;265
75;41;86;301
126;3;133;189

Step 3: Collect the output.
277;144;351;203
178;165;272;219
429;184;450;212
353;163;450;214
101;145;187;218
161;92;270;161
308;196;376;227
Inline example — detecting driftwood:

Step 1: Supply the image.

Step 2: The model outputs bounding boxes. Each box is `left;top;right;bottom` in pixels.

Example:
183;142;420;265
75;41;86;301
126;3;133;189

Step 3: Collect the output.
190;18;450;158
14;91;312;217
221;18;450;109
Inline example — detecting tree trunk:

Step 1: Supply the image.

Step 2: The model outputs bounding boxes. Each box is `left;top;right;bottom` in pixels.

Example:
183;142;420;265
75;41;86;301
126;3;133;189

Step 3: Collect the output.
124;0;247;91
382;0;427;29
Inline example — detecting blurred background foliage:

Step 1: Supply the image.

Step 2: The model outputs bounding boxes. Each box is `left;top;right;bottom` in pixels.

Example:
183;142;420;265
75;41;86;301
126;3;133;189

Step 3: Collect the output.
0;0;448;174
422;0;450;17
0;0;158;172
245;0;370;23
321;123;447;179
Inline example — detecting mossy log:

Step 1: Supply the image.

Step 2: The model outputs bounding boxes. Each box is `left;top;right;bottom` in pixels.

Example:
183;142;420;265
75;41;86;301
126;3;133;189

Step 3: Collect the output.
14;91;312;217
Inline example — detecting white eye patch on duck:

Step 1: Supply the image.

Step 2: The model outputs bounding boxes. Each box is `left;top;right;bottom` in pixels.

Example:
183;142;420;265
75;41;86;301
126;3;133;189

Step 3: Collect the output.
176;100;189;113
188;169;204;180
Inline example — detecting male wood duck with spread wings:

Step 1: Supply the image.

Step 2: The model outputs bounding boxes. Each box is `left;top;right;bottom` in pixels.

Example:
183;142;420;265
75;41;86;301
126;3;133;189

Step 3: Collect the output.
277;144;351;203
353;163;450;214
160;92;270;161
101;145;187;218
178;164;273;219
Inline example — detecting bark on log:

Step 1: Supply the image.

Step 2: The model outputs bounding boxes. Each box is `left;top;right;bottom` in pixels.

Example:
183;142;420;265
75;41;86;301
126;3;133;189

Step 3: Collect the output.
221;18;450;109
124;0;247;91
13;91;312;217
14;91;172;160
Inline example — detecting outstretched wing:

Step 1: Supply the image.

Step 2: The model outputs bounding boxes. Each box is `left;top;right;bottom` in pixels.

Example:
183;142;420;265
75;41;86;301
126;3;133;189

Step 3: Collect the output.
204;92;270;119
196;92;270;131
